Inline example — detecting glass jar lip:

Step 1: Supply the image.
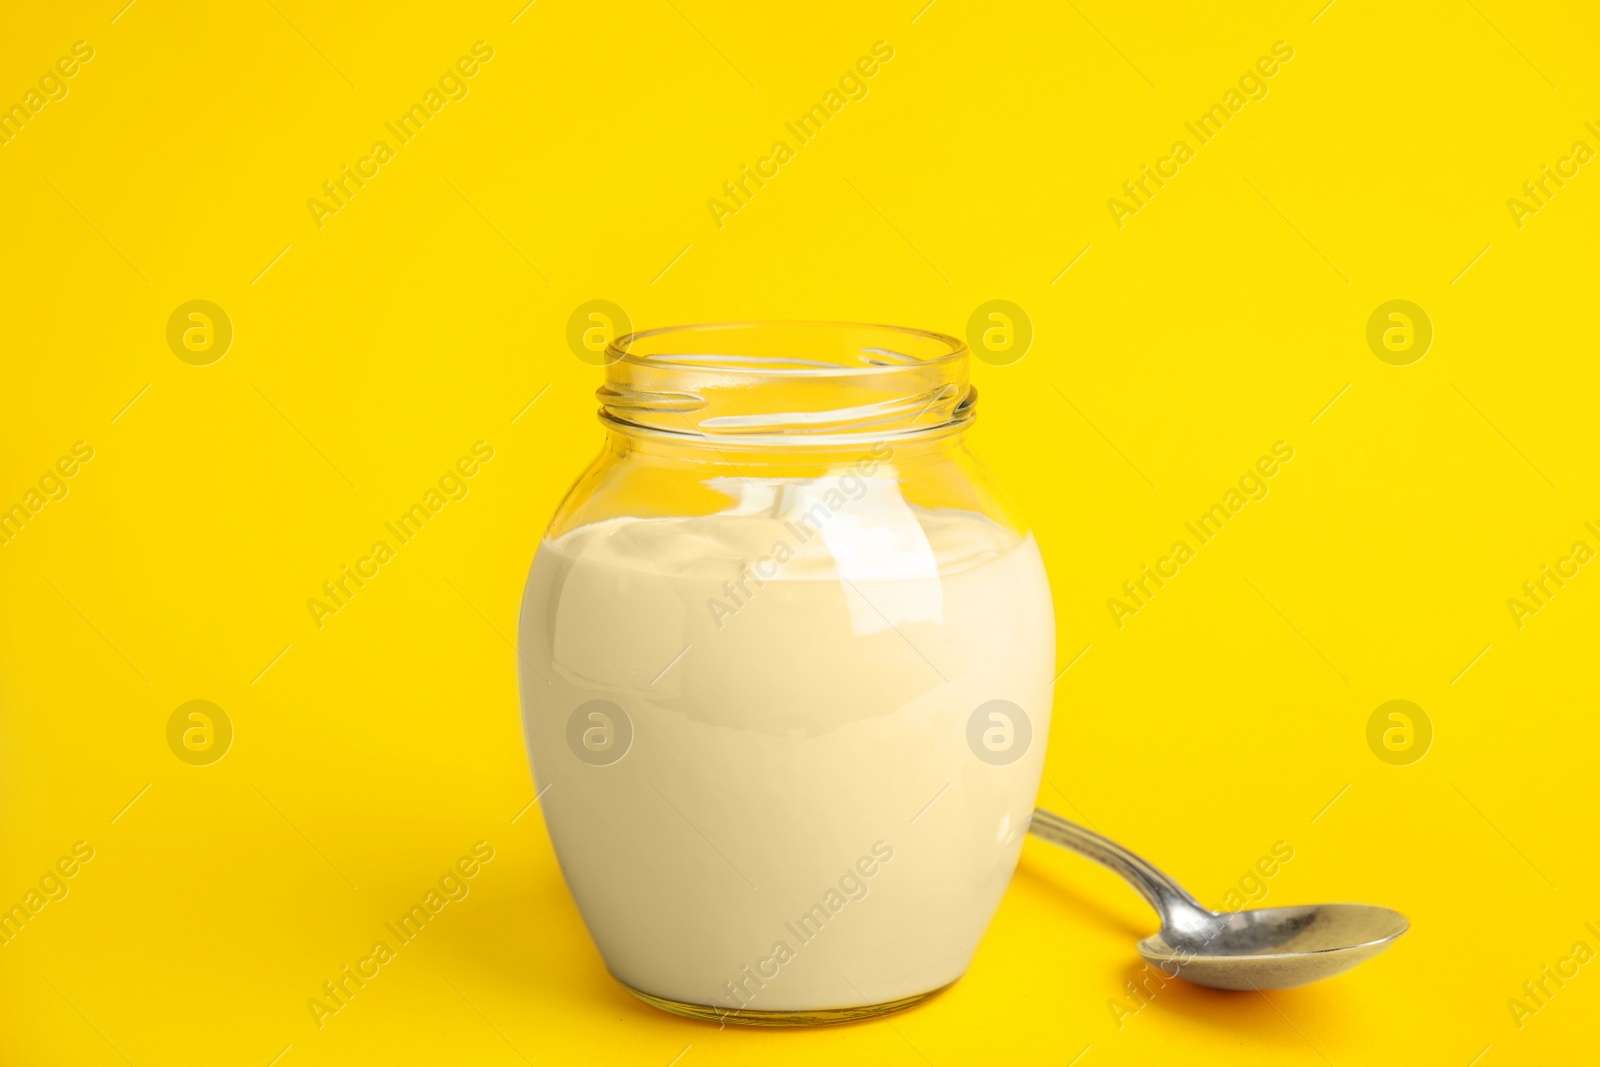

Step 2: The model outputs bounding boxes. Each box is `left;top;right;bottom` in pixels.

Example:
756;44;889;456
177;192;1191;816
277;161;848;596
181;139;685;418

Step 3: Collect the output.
606;320;968;377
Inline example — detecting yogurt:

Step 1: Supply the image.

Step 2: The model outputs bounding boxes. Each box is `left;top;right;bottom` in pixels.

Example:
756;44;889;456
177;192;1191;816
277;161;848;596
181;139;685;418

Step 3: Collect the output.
519;472;1055;1015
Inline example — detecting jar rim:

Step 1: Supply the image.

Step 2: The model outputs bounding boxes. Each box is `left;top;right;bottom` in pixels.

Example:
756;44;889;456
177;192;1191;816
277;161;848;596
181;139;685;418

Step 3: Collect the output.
606;320;967;377
598;320;974;447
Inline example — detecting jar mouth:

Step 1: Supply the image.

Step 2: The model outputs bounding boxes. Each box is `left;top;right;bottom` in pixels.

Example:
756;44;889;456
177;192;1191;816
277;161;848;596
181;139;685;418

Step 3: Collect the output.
599;321;974;447
608;321;966;375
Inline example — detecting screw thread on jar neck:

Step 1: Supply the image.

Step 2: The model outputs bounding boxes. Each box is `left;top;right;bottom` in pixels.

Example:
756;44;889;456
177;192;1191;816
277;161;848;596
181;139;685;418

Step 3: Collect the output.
598;321;974;449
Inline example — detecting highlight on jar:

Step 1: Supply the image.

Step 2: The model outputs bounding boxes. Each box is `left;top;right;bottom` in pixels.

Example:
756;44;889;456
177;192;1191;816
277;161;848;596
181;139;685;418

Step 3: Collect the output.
515;321;1406;1027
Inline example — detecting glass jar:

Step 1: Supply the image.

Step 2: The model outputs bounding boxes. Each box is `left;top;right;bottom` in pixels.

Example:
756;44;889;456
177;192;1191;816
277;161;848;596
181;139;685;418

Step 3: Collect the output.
519;322;1055;1025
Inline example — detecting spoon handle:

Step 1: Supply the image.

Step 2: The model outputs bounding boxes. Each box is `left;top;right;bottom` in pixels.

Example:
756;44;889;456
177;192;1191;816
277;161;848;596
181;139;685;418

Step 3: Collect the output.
1029;808;1213;925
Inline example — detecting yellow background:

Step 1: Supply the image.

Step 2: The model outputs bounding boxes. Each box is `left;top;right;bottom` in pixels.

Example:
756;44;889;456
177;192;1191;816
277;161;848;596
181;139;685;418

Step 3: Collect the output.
2;0;1596;1063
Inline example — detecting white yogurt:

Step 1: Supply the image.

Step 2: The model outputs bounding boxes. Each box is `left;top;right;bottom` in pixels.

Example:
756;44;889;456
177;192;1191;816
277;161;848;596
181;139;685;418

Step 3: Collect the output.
519;473;1054;1014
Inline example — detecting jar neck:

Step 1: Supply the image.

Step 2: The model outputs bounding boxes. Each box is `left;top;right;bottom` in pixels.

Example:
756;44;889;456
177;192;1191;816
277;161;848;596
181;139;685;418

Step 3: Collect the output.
598;321;973;452
601;425;969;473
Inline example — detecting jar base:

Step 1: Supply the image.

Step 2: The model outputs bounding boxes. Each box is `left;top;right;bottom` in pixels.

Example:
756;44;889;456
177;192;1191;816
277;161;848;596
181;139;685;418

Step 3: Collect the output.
623;979;956;1027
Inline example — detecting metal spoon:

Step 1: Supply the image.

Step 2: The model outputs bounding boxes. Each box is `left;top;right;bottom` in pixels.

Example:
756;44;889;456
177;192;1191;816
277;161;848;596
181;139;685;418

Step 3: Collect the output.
1029;808;1408;989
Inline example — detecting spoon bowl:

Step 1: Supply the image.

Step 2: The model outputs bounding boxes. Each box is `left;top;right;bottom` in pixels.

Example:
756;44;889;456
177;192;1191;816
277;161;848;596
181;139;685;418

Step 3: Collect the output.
1030;809;1408;990
1137;902;1410;990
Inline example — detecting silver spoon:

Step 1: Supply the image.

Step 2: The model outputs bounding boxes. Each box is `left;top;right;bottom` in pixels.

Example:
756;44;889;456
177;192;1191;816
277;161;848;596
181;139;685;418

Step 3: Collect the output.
1030;808;1408;989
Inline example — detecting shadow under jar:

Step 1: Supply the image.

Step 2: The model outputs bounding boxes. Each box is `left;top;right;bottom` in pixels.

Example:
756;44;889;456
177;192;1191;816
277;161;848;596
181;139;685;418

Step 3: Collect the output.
518;322;1055;1025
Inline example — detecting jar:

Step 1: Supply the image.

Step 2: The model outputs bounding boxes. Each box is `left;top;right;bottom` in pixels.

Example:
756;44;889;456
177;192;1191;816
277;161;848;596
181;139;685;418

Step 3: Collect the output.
519;322;1055;1025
